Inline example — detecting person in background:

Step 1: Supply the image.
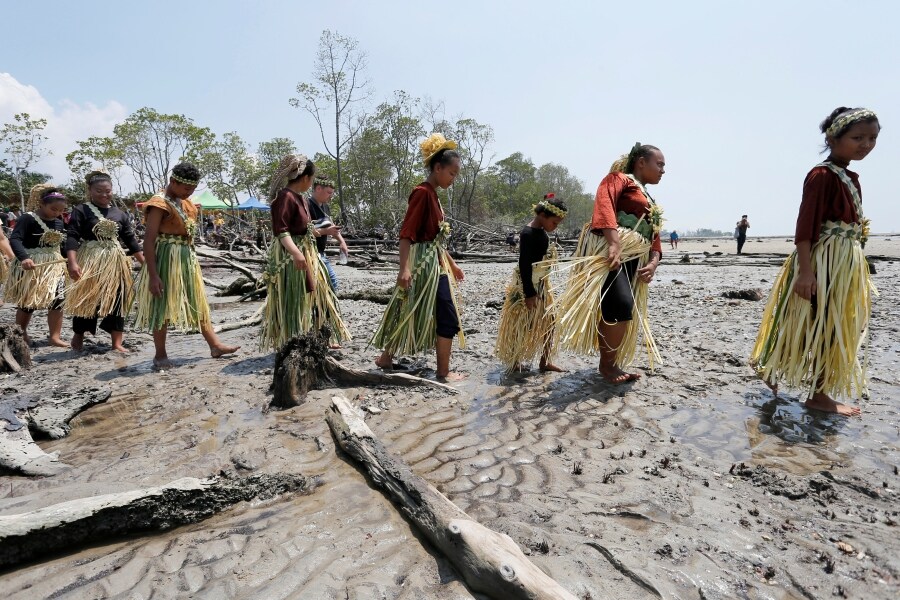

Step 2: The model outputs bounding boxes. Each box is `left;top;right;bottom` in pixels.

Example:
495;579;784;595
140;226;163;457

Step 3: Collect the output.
307;174;347;290
736;215;750;254
669;229;679;249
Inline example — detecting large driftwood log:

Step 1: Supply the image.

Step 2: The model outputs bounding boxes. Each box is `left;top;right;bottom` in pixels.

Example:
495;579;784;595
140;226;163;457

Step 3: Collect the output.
325;396;577;600
0;472;310;568
0;387;111;476
0;323;31;372
195;249;259;282
272;330;457;409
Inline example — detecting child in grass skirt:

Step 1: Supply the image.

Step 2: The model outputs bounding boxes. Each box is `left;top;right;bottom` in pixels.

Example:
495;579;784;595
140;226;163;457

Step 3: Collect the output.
494;193;567;373
4;185;69;346
0;225;13;288
554;143;665;384
65;171;145;352
373;134;465;381
259;154;350;350
751;107;880;416
133;163;239;369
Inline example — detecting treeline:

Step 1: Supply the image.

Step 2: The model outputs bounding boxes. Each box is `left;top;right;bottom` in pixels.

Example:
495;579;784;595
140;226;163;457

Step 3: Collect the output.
1;30;597;235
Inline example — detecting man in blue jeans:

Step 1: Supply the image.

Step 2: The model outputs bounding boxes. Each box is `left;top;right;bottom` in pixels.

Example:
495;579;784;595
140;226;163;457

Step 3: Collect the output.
308;175;347;290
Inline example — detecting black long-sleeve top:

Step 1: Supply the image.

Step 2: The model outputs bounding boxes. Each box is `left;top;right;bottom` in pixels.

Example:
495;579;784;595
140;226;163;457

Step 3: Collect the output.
518;225;549;298
9;212;65;260
65;202;141;254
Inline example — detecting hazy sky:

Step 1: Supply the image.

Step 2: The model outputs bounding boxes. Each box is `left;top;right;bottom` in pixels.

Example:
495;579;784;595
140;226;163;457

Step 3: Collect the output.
2;0;897;234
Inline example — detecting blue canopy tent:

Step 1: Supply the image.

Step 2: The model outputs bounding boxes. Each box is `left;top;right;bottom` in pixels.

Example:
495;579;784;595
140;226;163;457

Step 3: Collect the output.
237;196;270;210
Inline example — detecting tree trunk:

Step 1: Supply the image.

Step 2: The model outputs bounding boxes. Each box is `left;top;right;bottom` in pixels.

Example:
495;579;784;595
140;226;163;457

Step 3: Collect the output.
15;172;25;213
326;396;578;600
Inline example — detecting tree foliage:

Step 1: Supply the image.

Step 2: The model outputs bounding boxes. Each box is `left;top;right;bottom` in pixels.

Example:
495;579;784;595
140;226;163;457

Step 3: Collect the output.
0;113;51;211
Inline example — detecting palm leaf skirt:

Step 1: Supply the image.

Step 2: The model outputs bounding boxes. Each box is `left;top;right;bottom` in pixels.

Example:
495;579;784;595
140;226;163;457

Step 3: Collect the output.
64;240;133;318
3;247;67;310
554;224;662;369
133;237;210;332
493;267;558;372
371;242;465;356
750;230;875;399
259;236;314;351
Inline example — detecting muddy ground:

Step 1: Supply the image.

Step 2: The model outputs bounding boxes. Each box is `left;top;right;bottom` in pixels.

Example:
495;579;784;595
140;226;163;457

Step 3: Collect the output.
0;238;898;599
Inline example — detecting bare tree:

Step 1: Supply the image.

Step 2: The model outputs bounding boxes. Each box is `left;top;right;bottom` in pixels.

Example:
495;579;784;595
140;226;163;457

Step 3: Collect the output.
290;30;372;224
0;113;50;212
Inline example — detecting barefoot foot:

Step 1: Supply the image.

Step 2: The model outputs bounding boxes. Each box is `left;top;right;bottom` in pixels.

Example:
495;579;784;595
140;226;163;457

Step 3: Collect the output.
111;344;130;353
598;364;640;384
153;357;174;371
437;372;466;382
48;337;69;348
210;344;240;358
71;334;84;351
539;362;566;373
804;393;861;417
375;352;393;370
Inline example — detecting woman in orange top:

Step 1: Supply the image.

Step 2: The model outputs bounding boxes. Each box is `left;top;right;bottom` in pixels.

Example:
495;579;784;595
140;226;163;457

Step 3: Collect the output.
133;162;239;370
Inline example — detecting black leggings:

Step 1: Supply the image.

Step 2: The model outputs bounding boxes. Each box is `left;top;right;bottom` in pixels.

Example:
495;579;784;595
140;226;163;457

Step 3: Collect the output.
435;275;460;339
73;295;125;335
600;258;639;323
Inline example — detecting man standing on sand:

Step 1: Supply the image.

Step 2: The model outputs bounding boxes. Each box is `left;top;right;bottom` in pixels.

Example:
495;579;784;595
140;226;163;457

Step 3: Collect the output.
669;230;679;249
736;215;750;254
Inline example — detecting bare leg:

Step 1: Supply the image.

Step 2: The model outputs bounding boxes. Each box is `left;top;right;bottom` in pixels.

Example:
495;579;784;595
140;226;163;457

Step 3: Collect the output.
539;340;565;373
598;320;640;383
152;328;173;370
71;332;84;351
15;309;32;344
110;330;128;353
47;309;68;347
201;324;240;358
436;335;464;381
375;350;393;369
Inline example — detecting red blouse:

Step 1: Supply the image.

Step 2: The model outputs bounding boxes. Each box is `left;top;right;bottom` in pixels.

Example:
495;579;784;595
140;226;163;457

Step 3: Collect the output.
795;166;861;245
399;182;443;243
270;189;311;236
591;172;663;255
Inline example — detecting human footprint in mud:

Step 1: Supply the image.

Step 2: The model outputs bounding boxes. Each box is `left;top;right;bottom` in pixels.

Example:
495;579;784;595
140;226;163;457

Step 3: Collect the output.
751;107;880;417
372;134;466;382
132;163;239;370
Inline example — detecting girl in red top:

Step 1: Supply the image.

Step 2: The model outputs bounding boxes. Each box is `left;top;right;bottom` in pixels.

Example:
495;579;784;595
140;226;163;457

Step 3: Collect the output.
373;134;465;381
555;143;665;383
752;107;880;416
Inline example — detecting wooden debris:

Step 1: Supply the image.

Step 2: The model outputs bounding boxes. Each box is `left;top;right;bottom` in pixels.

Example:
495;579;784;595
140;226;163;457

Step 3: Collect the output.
325;395;577;600
0;323;31;373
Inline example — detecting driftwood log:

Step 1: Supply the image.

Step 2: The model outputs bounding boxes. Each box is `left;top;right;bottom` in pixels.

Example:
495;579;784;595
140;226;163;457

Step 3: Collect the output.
272;329;457;409
195;249;259;282
0;472;310;568
214;305;265;333
326;395;577;600
0;323;31;372
0;387;111;476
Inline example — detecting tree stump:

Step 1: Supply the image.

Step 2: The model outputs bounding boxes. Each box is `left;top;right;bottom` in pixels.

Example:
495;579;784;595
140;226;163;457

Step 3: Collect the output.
0;324;31;372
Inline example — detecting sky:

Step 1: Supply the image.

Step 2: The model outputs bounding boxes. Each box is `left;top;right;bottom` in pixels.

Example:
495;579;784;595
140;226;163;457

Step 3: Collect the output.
2;0;897;234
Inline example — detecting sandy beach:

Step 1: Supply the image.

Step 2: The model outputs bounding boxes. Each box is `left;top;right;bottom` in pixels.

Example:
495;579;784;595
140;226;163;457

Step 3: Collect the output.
1;237;898;599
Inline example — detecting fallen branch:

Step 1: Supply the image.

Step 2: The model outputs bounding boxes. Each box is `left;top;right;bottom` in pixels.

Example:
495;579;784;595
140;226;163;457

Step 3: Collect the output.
0;472;311;568
325;395;576;600
214;305;265;333
203;277;226;290
195;249;258;282
0;324;31;372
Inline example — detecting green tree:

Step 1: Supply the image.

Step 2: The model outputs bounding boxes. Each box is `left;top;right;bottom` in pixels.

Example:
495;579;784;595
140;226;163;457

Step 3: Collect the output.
66;135;125;195
254;137;298;201
0;113;51;212
370;91;424;204
291;29;372;225
0;161;50;209
196;132;256;207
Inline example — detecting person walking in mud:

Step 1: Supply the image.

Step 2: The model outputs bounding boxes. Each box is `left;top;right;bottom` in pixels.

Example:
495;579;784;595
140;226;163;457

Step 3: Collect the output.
372;133;466;381
132;163;240;369
735;215;750;254
751;107;880;416
554;143;665;384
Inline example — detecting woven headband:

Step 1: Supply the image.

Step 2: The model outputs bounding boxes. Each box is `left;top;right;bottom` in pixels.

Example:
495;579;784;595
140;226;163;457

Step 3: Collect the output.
315;176;335;188
827;108;878;138
42;192;66;201
534;200;567;218
171;173;200;186
87;173;112;185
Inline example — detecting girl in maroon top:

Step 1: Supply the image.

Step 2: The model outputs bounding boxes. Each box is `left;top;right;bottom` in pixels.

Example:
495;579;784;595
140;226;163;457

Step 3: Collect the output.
752;107;880;416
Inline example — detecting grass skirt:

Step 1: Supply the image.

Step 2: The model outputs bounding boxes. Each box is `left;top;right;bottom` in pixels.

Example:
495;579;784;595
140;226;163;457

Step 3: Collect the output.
133;236;210;332
371;241;465;356
3;247;66;310
260;235;314;350
494;258;557;372
750;225;875;399
554;224;661;368
0;255;9;289
64;240;133;318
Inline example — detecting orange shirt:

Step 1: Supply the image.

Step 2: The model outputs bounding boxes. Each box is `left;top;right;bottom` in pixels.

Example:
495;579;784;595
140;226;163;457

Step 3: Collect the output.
144;194;198;236
591;172;663;255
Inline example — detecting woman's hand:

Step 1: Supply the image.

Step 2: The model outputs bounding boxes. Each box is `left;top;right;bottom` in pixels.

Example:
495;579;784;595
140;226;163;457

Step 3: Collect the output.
793;270;817;301
291;251;308;272
21;258;35;271
67;261;82;280
451;263;464;282
149;275;164;298
524;296;537;310
133;251;146;266
637;259;658;283
397;268;412;289
607;242;622;271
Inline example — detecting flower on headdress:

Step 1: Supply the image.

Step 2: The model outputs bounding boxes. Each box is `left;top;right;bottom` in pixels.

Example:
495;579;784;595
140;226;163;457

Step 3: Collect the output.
420;133;458;166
